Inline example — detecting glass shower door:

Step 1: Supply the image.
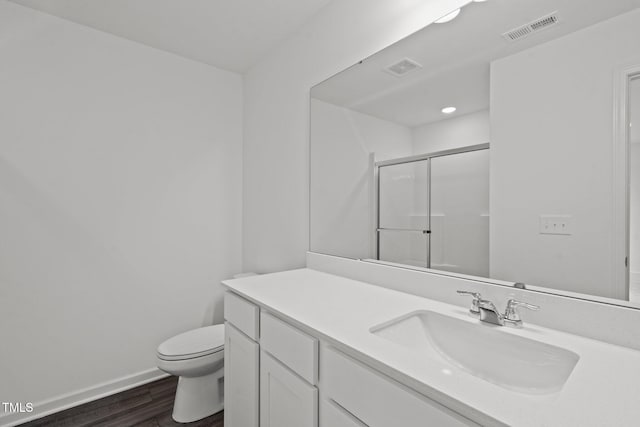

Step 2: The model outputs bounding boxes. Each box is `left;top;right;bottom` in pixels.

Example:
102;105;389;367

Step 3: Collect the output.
377;160;430;267
430;149;490;276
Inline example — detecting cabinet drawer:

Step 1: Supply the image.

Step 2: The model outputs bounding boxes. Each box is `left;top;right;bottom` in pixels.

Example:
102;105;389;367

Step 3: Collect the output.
320;399;368;427
260;312;318;384
321;346;479;427
224;291;259;340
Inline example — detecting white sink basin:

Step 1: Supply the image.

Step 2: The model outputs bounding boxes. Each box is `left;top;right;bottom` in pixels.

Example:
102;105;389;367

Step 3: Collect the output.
371;310;579;394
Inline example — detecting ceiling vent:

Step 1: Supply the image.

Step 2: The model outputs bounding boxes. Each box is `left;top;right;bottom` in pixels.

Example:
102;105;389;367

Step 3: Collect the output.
502;12;560;42
384;58;422;77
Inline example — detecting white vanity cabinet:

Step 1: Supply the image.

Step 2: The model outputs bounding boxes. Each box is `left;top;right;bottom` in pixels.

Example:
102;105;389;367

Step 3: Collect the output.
224;293;259;427
224;290;475;427
224;291;319;427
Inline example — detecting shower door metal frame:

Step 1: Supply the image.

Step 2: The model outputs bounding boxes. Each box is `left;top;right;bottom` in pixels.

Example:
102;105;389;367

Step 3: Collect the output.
374;143;490;267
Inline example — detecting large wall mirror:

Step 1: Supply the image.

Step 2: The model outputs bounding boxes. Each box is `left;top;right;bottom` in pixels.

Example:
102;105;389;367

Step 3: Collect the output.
310;0;640;307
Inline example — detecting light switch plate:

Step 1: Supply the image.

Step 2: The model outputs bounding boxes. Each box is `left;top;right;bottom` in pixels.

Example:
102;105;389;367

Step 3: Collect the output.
539;215;572;235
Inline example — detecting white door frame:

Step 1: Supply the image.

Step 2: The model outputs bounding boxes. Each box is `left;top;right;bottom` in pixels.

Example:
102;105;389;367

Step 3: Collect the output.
613;63;640;300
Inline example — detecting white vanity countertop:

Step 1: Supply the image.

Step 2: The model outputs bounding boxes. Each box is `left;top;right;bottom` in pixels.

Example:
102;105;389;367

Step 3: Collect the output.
223;268;640;427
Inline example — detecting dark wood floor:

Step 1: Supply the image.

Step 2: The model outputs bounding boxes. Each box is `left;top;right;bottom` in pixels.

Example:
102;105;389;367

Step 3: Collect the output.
21;377;224;427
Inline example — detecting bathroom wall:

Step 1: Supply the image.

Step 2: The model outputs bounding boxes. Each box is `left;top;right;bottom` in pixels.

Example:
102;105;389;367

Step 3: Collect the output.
243;0;471;273
0;0;242;420
490;9;640;298
310;98;412;260
411;110;490;154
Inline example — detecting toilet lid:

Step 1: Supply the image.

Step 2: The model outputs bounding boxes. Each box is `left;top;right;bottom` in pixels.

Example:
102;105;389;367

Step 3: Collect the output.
157;324;224;361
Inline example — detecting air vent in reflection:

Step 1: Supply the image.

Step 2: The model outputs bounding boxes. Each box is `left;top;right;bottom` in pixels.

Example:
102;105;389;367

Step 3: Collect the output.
384;58;422;77
502;12;560;42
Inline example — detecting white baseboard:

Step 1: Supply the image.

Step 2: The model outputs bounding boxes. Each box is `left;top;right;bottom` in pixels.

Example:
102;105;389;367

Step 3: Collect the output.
0;368;169;427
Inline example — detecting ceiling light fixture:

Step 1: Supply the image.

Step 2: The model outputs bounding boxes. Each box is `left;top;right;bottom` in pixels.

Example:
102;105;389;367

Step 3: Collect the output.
434;8;461;24
441;107;457;114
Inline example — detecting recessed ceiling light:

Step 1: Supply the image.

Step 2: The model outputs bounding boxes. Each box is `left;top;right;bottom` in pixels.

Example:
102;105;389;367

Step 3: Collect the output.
441;107;457;114
473;0;488;2
434;8;461;24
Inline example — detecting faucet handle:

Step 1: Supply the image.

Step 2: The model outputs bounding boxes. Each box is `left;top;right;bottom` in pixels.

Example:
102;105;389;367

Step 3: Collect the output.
457;290;482;315
504;299;540;326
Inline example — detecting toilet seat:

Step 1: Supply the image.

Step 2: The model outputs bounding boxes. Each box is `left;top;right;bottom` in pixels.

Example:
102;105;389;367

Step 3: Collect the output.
157;324;224;361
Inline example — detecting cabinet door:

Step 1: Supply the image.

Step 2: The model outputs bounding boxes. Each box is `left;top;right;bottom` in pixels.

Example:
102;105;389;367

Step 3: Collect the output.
224;322;259;427
260;350;318;427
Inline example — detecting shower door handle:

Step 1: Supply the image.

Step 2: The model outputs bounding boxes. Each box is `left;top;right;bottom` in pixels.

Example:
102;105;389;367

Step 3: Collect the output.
376;228;430;234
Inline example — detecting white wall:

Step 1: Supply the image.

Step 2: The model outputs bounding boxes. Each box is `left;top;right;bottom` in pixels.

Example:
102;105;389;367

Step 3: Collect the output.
412;110;490;154
310;99;412;260
0;0;242;420
490;9;640;298
243;0;471;273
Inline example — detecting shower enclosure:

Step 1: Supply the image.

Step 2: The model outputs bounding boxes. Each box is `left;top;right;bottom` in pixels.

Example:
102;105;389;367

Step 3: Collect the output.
376;144;490;277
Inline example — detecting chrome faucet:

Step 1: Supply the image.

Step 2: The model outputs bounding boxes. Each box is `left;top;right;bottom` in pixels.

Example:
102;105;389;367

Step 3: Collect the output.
503;299;540;327
457;290;539;328
477;299;504;325
456;290;481;316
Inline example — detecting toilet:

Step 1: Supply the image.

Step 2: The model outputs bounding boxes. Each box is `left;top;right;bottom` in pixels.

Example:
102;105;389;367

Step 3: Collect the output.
156;324;225;423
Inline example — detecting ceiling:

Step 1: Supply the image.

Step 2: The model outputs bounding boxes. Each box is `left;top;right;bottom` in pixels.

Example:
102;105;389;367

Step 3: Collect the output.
9;0;332;72
312;0;640;127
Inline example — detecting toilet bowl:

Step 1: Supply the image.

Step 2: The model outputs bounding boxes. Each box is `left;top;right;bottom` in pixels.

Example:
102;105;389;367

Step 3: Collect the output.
156;324;225;423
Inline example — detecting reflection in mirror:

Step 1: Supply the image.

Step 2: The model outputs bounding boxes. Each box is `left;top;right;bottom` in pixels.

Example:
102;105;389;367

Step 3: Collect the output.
309;0;640;306
376;145;489;277
631;75;640;301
